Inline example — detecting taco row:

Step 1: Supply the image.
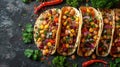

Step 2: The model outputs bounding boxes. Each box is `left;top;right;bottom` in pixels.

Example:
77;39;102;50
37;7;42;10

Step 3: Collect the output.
34;6;120;57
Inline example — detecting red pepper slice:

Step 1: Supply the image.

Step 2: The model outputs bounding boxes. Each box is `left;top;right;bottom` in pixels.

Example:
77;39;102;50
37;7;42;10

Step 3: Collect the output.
34;0;63;14
82;59;108;67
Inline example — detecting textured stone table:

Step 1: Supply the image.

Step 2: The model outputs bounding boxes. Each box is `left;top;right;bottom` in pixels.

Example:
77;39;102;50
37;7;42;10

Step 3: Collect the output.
0;0;43;67
0;0;119;67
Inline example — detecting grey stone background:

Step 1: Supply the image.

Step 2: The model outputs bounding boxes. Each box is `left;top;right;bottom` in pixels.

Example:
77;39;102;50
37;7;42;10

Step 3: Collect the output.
0;0;120;67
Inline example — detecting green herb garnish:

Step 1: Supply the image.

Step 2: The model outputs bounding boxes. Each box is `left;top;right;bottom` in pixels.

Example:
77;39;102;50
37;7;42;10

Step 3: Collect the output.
22;23;33;43
109;58;120;67
91;24;95;28
66;0;83;7
24;49;34;58
115;58;120;64
91;0;120;8
52;56;66;67
86;34;91;39
51;56;78;67
24;49;42;61
72;63;78;67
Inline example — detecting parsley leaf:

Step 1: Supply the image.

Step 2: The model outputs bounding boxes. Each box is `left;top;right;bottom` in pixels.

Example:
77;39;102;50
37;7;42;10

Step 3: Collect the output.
24;49;42;61
91;0;120;8
73;63;78;67
22;23;33;43
24;49;33;58
52;56;66;67
66;0;82;7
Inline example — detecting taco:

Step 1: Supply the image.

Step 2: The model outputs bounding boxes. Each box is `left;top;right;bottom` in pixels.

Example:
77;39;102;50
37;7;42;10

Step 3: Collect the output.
96;9;115;57
110;9;120;57
77;6;103;57
57;6;82;56
34;8;61;56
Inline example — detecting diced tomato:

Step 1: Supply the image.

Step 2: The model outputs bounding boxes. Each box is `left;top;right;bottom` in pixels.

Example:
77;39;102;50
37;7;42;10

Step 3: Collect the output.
115;42;120;47
89;8;93;12
62;44;66;48
39;44;44;49
81;8;87;13
98;47;102;51
94;19;99;24
61;33;66;36
54;17;58;23
82;28;88;32
111;46;118;54
49;39;55;44
93;28;98;31
91;11;95;17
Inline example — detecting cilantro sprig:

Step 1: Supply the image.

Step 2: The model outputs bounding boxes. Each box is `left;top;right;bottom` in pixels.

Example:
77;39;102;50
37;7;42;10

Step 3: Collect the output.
109;58;120;67
24;49;42;61
91;0;120;8
22;23;33;43
66;0;83;7
52;56;78;67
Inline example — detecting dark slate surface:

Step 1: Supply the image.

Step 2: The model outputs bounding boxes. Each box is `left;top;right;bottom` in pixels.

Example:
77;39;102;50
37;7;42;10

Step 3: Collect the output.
0;0;120;67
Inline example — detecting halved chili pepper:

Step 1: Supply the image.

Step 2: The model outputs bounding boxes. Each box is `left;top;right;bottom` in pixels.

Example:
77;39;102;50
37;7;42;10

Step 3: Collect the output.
82;59;108;67
34;0;63;14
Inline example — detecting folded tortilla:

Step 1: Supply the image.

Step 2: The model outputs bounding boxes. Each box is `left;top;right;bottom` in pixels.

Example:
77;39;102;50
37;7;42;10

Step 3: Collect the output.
96;9;115;57
57;6;82;56
34;8;61;55
110;9;120;57
77;6;103;57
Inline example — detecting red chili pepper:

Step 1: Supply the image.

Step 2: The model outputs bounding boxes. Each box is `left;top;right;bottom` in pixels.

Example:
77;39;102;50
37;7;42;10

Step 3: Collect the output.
82;59;108;67
34;0;63;14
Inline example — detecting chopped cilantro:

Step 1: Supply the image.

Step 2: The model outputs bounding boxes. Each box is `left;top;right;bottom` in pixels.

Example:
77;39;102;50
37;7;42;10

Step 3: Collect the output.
24;49;42;61
66;0;82;7
52;56;78;67
22;23;33;43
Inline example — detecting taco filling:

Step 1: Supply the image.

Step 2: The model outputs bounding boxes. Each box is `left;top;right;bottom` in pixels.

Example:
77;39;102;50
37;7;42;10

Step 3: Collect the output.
34;9;61;55
78;7;101;56
97;9;114;56
57;6;80;55
110;9;120;57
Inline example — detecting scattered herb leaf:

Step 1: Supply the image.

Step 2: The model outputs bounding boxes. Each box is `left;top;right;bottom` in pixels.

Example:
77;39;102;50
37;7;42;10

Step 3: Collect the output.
91;0;120;8
66;0;83;7
115;58;120;64
52;56;66;67
22;23;33;43
24;49;33;58
52;56;78;67
73;63;78;67
109;58;120;67
24;49;42;61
